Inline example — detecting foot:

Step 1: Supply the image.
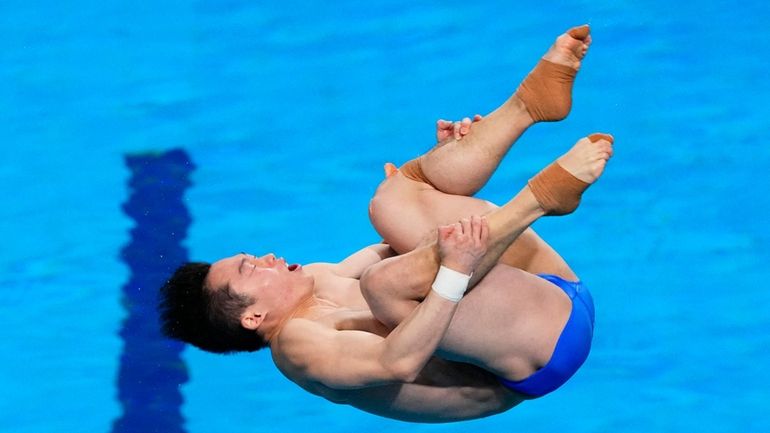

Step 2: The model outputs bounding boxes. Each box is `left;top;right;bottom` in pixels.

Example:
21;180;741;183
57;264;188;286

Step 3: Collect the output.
514;25;592;122
543;25;592;71
528;133;613;215
557;133;613;184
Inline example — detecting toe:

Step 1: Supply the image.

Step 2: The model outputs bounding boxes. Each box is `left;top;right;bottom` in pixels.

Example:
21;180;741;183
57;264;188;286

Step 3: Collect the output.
567;24;590;40
588;133;614;144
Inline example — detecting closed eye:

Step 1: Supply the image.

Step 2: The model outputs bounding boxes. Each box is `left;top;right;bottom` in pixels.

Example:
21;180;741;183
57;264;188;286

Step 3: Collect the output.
238;256;255;275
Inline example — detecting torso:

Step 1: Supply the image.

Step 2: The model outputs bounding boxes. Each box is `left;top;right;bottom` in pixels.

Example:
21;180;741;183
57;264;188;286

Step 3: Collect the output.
303;263;370;309
269;263;524;422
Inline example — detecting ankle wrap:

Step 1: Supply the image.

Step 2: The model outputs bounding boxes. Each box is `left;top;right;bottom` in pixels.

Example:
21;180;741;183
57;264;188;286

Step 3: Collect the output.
515;60;577;122
527;162;588;216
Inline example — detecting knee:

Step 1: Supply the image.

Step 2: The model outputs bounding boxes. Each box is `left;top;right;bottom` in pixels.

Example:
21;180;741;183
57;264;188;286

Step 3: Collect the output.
359;263;404;329
368;190;392;244
359;262;387;303
368;177;395;227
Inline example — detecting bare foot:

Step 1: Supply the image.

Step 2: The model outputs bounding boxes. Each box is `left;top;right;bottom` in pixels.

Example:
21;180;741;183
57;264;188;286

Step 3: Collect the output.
542;24;592;71
515;25;592;122
557;133;614;183
528;133;613;215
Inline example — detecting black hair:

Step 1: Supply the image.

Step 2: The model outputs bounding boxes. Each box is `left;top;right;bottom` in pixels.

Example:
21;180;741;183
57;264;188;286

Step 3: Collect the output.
158;262;268;353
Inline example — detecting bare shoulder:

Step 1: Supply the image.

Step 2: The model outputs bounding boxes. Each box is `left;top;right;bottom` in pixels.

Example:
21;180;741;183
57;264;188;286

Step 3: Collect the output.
269;319;339;395
274;319;328;361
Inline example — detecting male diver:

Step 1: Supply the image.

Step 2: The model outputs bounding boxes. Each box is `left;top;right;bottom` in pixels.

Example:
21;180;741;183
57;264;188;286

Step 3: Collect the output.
160;25;614;422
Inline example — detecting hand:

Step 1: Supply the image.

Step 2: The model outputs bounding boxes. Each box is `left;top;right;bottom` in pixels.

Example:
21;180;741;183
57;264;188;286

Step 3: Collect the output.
436;216;489;275
436;114;483;143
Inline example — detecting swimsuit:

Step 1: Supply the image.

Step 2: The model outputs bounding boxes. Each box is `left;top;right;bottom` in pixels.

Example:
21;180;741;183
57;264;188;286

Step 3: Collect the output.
499;273;595;397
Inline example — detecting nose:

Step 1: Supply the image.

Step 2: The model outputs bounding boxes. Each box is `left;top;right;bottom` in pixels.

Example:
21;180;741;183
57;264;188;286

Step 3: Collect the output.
261;253;277;264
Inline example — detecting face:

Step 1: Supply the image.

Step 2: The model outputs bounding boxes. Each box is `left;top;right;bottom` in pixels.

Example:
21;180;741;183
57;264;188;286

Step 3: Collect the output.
207;253;314;325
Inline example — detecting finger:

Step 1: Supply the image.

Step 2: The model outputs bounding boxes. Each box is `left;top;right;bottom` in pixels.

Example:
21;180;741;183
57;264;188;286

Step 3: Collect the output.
438;225;453;240
453;122;462;140
460;218;471;237
473;114;483;122
437;225;447;240
470;215;481;241
460;117;471;135
449;222;462;240
480;217;489;243
437;120;453;142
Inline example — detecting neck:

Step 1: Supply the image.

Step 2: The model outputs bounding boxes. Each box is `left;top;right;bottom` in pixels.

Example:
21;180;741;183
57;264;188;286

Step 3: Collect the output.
263;292;328;343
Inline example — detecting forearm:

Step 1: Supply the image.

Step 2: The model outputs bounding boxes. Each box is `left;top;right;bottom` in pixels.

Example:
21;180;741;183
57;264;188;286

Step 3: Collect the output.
379;290;459;381
320;221;481;387
306;269;467;388
377;219;483;380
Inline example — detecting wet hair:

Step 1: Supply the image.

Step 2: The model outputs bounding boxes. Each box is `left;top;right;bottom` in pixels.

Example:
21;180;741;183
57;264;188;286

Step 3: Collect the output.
158;262;268;353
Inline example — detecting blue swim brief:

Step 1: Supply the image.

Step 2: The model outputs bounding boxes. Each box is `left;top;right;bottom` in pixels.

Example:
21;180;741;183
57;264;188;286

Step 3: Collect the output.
499;273;595;397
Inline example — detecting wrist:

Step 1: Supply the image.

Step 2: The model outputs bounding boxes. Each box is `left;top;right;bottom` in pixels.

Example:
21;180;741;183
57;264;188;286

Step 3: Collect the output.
431;265;472;302
440;260;474;276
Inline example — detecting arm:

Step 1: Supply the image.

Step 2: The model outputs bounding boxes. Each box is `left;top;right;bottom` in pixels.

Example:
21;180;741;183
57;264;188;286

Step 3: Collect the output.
333;243;397;278
278;220;488;389
279;292;460;389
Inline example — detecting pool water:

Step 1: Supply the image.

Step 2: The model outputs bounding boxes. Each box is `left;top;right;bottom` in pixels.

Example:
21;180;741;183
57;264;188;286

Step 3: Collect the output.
1;1;769;432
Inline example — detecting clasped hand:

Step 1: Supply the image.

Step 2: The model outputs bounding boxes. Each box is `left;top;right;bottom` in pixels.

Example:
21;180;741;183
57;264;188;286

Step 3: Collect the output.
436;215;489;276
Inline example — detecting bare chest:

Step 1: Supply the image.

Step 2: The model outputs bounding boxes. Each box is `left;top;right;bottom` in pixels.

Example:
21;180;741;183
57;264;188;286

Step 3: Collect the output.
307;306;390;337
307;265;370;310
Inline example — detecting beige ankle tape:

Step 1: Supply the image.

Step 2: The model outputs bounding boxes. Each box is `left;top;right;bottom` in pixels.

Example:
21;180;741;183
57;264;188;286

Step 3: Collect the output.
399;157;436;187
528;162;588;215
515;60;577;122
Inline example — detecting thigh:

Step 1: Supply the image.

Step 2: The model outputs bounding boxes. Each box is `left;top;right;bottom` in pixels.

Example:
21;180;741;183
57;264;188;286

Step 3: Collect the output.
436;264;572;381
369;172;500;252
363;258;572;381
368;171;575;277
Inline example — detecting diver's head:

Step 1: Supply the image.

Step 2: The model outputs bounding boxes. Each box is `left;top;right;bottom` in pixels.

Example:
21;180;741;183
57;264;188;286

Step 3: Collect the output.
159;253;312;353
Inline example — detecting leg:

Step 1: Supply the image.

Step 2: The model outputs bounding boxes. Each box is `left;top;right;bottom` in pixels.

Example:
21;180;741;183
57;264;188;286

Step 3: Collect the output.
369;176;577;279
363;185;546;328
369;25;592;275
364;133;613;328
362;134;613;381
415;25;592;197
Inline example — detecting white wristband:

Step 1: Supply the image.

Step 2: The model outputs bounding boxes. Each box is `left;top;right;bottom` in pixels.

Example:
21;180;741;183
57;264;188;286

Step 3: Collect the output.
431;265;472;303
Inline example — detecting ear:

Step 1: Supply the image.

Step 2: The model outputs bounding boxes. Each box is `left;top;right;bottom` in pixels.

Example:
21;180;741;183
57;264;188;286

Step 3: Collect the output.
241;310;265;331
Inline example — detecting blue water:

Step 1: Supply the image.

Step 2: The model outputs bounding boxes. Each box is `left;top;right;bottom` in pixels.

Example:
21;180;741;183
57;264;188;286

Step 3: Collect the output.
1;1;769;432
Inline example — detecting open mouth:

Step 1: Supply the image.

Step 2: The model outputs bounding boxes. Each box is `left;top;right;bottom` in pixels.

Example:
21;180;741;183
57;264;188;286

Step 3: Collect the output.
288;264;300;272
